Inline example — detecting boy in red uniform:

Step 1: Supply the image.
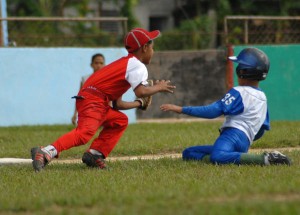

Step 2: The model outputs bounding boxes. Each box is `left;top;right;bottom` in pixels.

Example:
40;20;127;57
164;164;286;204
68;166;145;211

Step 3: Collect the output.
31;28;176;172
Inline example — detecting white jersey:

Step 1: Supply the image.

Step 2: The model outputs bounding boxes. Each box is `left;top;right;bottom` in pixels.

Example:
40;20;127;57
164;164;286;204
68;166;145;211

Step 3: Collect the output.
221;86;269;143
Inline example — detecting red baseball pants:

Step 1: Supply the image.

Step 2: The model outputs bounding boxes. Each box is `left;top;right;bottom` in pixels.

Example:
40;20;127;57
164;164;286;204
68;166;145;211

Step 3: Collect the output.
52;92;128;158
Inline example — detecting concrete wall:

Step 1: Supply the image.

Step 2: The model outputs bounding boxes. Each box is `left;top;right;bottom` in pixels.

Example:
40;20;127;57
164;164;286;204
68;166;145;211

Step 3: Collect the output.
1;45;297;126
139;45;300;121
0;48;136;126
0;48;229;126
138;49;227;119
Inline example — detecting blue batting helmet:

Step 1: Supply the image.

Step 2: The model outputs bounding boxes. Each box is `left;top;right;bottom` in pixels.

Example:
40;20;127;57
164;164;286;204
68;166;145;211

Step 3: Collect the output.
229;47;270;81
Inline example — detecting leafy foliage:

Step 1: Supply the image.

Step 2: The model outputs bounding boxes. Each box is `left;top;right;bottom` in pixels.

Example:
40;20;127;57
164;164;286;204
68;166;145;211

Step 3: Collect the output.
155;16;215;50
120;0;140;29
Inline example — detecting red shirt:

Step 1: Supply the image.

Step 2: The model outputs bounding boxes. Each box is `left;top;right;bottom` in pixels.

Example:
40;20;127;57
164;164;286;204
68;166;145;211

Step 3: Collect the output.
81;53;148;101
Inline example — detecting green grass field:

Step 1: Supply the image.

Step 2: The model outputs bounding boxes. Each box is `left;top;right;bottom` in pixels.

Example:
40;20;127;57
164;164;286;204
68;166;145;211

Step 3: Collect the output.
0;121;299;215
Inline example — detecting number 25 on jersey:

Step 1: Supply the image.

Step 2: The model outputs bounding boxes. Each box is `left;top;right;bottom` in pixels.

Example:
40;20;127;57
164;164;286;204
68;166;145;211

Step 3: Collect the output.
222;93;236;105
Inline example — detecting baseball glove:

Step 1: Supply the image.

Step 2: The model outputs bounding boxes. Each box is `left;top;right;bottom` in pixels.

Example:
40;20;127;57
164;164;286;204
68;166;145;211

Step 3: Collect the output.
135;79;153;111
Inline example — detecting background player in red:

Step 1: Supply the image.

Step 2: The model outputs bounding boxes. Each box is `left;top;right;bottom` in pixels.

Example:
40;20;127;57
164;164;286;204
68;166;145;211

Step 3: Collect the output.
71;53;106;125
31;28;176;171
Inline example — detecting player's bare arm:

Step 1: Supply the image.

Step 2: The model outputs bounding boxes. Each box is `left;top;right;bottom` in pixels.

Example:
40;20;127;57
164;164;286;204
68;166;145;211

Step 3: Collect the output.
112;97;141;110
134;80;176;98
160;104;182;114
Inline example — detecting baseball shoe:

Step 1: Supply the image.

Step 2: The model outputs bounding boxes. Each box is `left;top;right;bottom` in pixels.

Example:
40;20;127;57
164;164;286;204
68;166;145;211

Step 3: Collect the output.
82;150;106;169
265;151;291;165
31;147;52;172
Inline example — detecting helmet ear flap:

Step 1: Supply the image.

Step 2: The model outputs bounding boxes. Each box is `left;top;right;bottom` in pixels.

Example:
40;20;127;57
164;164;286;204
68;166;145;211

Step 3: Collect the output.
236;66;267;81
236;66;253;79
236;66;245;79
236;65;242;78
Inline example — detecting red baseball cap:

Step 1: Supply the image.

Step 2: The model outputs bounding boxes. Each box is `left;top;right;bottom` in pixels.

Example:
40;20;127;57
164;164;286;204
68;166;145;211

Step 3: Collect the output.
124;28;161;53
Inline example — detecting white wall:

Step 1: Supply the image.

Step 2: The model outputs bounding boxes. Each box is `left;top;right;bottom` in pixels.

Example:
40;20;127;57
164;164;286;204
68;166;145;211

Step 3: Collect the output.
0;47;136;126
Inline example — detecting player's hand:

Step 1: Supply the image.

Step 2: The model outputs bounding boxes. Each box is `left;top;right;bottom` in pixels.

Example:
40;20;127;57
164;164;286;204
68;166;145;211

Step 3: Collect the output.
160;104;182;114
155;80;176;93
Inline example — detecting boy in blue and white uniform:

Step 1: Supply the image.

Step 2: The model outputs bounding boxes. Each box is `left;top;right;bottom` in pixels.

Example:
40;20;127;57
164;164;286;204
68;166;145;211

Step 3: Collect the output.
160;47;291;165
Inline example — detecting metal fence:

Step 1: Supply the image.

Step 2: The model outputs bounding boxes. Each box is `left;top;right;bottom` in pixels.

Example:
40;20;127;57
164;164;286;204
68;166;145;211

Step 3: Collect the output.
1;16;300;48
224;16;300;45
0;17;128;47
0;16;219;50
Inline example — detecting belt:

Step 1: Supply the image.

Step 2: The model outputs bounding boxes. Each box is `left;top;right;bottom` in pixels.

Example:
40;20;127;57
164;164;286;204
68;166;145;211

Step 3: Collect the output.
76;86;108;101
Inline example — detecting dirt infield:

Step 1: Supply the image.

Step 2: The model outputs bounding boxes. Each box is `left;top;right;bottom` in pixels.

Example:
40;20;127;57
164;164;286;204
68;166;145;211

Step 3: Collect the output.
0;146;299;165
137;117;224;123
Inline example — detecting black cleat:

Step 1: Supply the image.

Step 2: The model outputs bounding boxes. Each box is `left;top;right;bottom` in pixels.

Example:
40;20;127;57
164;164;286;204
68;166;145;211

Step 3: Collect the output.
265;151;291;165
31;147;52;172
82;150;106;169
